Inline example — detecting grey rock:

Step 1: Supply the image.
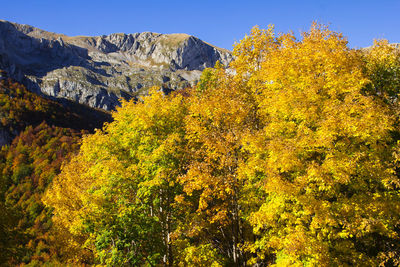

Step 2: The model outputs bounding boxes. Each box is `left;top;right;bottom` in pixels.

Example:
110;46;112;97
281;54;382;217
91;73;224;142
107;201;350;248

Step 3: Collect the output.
0;20;233;110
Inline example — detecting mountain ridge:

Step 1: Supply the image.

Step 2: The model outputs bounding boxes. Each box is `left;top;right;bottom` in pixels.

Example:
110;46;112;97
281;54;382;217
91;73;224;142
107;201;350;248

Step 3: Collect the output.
0;20;233;110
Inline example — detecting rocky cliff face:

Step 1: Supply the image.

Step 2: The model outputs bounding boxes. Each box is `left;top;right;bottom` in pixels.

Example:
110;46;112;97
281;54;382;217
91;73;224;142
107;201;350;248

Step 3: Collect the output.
0;20;232;110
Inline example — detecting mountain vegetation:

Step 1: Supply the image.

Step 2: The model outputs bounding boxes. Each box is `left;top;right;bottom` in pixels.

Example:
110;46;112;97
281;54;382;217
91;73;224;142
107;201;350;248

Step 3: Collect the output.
0;78;109;265
2;23;400;266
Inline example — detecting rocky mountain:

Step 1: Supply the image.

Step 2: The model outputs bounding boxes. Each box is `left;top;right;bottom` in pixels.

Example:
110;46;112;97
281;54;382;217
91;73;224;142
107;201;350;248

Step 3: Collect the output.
0;20;232;110
0;77;111;146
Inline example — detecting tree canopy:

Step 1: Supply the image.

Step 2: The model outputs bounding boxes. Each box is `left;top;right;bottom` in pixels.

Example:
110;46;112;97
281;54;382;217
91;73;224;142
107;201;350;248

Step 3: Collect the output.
43;24;400;266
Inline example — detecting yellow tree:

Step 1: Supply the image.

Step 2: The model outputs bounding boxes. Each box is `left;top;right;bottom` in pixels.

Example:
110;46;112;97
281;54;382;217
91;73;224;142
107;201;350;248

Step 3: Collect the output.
176;62;262;265
44;88;188;266
239;24;400;265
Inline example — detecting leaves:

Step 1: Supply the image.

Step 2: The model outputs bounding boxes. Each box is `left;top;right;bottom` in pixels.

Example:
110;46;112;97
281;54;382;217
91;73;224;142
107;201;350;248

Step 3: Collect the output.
44;88;189;265
240;23;400;266
0;123;83;264
42;23;400;266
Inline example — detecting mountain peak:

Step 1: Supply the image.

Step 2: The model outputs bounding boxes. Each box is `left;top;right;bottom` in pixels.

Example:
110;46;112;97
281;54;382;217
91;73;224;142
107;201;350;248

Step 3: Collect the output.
0;20;233;110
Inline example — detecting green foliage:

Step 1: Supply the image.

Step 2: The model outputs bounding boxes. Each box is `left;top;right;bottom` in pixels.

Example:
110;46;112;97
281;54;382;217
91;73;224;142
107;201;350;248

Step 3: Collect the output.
196;61;224;93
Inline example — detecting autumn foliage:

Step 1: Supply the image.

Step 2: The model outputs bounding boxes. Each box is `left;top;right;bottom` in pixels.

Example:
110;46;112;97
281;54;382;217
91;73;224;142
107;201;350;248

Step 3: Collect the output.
0;123;82;264
0;79;107;265
4;23;400;266
0;78;109;136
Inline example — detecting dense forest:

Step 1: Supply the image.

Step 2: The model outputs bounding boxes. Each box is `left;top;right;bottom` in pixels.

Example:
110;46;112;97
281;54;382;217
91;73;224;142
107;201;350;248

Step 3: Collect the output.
0;78;110;265
2;23;400;266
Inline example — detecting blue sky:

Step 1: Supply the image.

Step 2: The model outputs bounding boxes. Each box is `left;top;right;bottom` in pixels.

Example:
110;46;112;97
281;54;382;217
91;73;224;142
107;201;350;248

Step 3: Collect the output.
1;0;399;50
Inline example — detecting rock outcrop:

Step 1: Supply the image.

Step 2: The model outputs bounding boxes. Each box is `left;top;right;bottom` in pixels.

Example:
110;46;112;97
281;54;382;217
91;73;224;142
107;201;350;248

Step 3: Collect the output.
0;20;232;110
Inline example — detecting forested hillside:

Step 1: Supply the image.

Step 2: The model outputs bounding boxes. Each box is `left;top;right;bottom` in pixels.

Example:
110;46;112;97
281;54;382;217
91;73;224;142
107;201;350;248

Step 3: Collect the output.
2;23;400;266
0;77;110;143
0;78;110;265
